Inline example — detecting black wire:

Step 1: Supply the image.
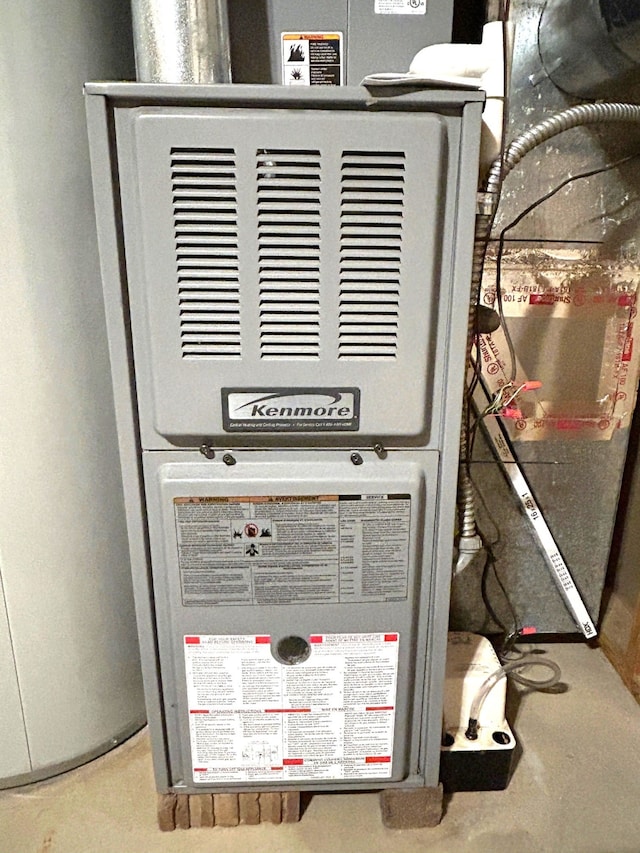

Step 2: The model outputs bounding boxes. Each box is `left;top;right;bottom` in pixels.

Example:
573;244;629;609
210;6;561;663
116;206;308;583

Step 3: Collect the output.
499;153;639;238
493;153;640;383
480;535;521;644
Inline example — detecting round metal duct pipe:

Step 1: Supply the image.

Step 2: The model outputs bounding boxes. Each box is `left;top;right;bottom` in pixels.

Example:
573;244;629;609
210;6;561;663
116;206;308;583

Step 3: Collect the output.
0;1;145;787
539;0;640;100
132;0;232;83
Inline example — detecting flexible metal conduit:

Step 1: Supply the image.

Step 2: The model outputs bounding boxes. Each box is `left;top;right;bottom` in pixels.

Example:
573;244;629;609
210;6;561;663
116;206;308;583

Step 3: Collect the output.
458;102;640;550
486;102;640;197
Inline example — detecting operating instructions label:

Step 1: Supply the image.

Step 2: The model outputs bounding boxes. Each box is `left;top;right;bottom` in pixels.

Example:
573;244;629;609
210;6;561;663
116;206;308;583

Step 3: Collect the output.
185;632;399;783
174;495;411;606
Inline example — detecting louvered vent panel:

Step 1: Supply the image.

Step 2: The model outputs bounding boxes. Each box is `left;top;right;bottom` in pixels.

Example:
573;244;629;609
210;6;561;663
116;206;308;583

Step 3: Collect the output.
172;148;241;358
257;149;321;358
339;151;405;359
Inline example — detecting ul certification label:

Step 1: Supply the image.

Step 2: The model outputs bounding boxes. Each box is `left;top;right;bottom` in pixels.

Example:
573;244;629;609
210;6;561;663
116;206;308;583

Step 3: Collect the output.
375;0;427;13
174;495;411;607
185;633;399;783
281;32;343;86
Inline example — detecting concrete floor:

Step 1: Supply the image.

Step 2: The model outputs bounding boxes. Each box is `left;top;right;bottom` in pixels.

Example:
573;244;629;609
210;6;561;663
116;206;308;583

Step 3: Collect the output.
2;642;639;853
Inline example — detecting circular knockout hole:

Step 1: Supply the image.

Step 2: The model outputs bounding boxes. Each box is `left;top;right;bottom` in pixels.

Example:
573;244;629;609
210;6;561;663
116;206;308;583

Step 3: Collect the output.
276;635;311;666
492;731;511;745
441;733;455;748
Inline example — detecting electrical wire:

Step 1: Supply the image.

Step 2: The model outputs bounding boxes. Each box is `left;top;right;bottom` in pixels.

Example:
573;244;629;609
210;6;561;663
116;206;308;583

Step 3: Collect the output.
491;152;640;385
480;537;521;642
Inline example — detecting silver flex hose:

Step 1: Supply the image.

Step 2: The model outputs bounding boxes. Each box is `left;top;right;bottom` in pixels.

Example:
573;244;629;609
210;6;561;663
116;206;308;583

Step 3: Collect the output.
485;101;640;197
458;102;640;549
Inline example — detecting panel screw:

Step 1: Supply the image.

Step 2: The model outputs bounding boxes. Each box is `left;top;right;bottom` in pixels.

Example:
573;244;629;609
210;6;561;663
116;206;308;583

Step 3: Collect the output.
350;452;363;466
223;453;237;466
373;443;387;459
199;444;215;459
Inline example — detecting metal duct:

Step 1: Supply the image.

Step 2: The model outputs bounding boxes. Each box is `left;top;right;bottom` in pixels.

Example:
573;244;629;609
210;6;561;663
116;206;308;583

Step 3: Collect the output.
538;0;640;100
132;0;231;83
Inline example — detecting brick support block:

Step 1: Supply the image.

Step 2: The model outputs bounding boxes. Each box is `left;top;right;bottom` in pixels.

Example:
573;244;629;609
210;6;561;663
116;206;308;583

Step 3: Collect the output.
379;785;443;829
259;791;282;824
157;794;177;832
189;794;214;828
174;794;191;830
214;793;240;826
238;792;260;825
281;791;301;823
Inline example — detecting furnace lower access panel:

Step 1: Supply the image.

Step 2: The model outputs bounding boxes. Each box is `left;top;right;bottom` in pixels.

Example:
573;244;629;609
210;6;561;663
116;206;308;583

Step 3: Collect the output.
143;450;436;785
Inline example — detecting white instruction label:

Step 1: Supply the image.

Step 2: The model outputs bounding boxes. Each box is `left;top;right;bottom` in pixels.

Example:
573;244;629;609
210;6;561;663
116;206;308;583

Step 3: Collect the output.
375;0;427;14
281;32;343;85
185;632;399;783
174;494;411;607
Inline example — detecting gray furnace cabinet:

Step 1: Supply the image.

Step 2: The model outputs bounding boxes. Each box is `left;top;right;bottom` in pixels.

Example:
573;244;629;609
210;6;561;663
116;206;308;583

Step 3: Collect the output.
85;83;483;796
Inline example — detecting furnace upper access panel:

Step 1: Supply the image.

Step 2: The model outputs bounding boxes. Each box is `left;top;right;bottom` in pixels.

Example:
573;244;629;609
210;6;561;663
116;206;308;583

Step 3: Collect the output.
98;85;484;450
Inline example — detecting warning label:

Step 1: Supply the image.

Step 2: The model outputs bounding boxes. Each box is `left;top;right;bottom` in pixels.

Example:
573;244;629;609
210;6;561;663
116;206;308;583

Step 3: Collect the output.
281;33;343;86
185;632;399;783
375;0;427;14
174;495;411;607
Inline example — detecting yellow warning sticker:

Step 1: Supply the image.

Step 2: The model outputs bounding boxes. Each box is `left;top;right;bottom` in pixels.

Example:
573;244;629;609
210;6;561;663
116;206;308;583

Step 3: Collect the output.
281;32;343;86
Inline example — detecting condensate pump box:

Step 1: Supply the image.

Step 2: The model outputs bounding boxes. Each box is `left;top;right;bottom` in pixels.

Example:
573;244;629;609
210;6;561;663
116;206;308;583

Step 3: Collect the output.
86;83;483;806
440;633;516;792
228;0;454;85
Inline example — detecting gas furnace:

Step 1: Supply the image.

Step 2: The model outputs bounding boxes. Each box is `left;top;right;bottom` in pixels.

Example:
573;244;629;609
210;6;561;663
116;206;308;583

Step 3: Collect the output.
86;83;483;815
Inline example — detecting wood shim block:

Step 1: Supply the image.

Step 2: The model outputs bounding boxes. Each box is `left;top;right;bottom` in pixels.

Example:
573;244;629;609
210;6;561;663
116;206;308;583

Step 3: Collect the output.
213;793;239;827
189;794;214;828
238;792;260;825
379;785;443;829
281;791;301;823
259;791;282;824
157;793;177;832
175;794;191;830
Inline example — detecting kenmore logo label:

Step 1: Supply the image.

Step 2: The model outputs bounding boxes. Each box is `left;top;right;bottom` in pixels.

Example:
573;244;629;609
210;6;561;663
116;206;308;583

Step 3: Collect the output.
222;388;360;432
